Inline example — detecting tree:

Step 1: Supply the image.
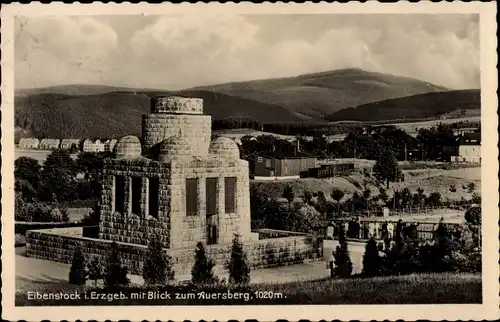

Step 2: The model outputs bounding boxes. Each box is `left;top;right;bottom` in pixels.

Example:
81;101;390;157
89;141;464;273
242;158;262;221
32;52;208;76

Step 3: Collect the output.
426;192;442;207
191;242;218;284
87;256;103;286
373;150;401;188
449;184;457;193
82;201;101;225
104;242;130;289
362;237;382;277
330;188;345;203
333;224;353;278
282;185;295;204
466;182;476;194
39;149;78;202
465;206;481;226
69;248;87;286
226;234;251;285
15;157;42;200
143;235;175;285
302;190;313;206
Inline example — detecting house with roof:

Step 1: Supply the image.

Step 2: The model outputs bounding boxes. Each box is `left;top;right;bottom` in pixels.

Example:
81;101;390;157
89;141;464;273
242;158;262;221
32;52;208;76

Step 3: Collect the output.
82;139;105;152
458;132;481;163
60;139;81;150
18;138;40;149
39;138;61;150
104;139;118;152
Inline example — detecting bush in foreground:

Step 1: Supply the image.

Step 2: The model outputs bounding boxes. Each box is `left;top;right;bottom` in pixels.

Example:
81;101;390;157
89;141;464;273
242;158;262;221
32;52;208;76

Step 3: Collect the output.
104;242;130;289
191;242;218;285
333;225;353;278
143;235;175;286
362;237;382;277
226;234;251;285
69;248;87;286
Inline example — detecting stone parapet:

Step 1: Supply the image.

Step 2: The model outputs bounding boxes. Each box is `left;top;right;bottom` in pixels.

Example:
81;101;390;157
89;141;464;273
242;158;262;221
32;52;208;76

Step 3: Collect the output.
151;96;203;115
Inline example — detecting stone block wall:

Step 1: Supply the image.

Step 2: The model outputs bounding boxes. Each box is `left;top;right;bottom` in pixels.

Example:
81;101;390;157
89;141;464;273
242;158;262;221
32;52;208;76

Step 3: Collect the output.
100;159;173;248
169;158;252;249
25;228;323;276
142;114;211;156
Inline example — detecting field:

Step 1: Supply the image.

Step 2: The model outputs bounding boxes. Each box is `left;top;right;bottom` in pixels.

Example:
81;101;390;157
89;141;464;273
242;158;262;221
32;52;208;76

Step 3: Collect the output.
252;166;481;204
390;116;481;137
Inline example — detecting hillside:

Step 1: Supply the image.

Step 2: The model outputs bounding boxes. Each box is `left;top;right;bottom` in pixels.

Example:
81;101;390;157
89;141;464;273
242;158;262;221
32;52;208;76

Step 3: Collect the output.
189;68;448;118
14;90;302;139
15;85;164;97
325;89;480;122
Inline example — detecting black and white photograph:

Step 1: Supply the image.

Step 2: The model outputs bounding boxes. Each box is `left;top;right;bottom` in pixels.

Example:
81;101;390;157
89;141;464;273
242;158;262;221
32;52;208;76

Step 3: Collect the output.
1;2;498;321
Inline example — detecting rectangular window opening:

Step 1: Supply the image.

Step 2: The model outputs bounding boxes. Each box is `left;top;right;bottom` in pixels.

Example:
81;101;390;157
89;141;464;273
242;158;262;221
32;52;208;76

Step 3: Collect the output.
206;178;218;216
115;176;126;213
131;177;142;215
224;177;237;214
148;178;159;218
186;178;198;216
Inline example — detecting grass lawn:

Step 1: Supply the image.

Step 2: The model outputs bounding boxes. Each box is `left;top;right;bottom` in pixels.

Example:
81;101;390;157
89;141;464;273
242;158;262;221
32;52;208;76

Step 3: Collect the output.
16;272;481;306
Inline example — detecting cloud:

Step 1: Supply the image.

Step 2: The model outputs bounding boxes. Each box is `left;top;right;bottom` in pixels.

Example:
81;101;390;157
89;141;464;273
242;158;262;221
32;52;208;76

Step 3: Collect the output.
15;16;118;88
14;14;480;90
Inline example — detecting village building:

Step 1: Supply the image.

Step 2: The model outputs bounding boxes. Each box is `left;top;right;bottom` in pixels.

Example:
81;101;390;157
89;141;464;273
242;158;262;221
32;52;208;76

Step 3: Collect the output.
60;139;81;150
18;138;40;149
82;139;105;152
104;139;118;152
458;132;481;163
254;152;318;179
38;138;61;150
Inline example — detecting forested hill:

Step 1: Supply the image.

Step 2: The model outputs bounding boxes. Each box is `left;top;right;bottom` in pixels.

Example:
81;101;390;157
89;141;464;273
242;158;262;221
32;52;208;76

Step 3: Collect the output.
14;90;303;139
325;89;480;122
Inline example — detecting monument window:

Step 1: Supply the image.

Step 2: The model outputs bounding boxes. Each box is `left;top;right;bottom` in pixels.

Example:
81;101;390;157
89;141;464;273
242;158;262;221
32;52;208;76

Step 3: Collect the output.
206;178;218;215
186;178;198;216
115;175;126;213
131;177;142;215
224;177;237;213
148;178;159;218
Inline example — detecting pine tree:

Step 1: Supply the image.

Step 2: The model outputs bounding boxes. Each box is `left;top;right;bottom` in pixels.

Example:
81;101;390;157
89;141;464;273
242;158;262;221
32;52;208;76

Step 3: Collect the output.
333;225;353;278
143;235;175;286
362;237;382;277
191;242;217;284
69;248;87;285
87;256;103;286
104;242;130;289
226;234;251;285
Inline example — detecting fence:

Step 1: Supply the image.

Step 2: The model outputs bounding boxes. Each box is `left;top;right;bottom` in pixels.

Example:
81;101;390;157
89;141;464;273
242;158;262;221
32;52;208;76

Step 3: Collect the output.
323;219;462;241
329;206;465;219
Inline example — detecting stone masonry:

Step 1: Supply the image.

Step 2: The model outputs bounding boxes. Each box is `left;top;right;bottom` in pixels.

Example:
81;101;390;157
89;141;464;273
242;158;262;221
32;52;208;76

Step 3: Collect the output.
25;95;323;277
99;96;255;249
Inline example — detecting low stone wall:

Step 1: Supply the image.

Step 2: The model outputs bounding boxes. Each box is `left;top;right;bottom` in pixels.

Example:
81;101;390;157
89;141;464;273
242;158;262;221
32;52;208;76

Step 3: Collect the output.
26;227;323;276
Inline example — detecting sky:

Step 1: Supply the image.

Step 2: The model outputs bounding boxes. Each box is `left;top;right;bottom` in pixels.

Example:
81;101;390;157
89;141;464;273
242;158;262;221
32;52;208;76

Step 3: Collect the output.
14;14;480;90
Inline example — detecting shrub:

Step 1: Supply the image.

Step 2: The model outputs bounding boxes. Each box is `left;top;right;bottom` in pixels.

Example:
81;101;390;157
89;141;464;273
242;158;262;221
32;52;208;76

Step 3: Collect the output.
333;226;353;278
104;242;130;289
191;242;218;285
362;237;382;277
282;185;295;204
69;248;87;286
226;234;251;285
87;256;103;287
465;206;481;226
143;235;175;286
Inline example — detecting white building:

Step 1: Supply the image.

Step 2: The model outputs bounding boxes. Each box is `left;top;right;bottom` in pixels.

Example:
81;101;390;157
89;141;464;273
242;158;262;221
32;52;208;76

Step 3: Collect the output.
18;138;40;149
82;139;105;152
39;138;60;150
458;132;481;163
